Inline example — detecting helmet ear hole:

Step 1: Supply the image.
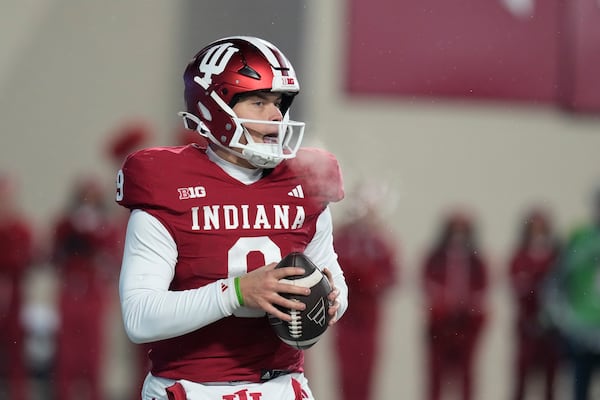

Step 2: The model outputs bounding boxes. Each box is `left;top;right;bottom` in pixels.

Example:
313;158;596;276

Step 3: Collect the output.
181;114;198;130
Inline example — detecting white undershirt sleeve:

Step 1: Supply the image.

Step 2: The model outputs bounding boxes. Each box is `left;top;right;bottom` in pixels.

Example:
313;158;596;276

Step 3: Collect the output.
304;206;349;320
119;209;240;344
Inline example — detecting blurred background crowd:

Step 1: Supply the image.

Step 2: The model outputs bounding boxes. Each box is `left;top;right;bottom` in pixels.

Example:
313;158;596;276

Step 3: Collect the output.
1;0;600;399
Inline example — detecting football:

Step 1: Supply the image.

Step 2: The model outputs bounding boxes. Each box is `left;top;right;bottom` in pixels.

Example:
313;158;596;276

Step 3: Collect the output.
268;252;332;350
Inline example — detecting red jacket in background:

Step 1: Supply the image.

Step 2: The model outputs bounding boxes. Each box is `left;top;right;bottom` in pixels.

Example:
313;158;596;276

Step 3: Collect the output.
0;215;34;400
51;185;119;400
333;218;400;400
508;209;562;400
421;213;489;400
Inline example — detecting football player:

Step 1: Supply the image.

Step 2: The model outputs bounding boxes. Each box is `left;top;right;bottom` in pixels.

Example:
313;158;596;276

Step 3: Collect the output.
116;36;348;400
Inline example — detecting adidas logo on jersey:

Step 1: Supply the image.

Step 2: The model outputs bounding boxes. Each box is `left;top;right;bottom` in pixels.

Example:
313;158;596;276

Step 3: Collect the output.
288;184;304;198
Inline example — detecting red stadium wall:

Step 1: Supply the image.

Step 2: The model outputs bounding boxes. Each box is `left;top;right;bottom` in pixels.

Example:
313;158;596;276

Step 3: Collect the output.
346;0;600;113
558;0;600;112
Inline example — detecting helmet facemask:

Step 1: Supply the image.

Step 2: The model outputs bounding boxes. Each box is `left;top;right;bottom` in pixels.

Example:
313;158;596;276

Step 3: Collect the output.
180;95;305;169
235;112;305;168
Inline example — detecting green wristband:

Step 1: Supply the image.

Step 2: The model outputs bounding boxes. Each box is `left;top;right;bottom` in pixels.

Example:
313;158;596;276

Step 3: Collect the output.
234;276;244;306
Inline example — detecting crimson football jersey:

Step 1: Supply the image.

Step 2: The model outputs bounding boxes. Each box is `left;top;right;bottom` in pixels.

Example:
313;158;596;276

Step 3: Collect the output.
117;144;344;382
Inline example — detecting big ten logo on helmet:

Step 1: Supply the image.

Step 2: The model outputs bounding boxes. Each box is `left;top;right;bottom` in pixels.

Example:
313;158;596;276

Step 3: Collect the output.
198;42;239;84
222;388;262;400
178;186;206;200
273;76;298;91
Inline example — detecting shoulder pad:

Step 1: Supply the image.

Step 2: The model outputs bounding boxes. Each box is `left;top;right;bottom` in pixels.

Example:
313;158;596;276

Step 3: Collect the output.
116;146;189;210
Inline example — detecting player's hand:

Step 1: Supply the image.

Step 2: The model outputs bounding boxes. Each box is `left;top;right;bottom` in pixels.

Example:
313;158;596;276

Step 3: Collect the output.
323;268;340;325
238;262;310;322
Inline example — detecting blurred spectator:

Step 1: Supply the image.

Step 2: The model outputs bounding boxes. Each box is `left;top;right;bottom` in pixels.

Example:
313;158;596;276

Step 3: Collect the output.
332;181;400;400
545;188;600;400
106;120;153;400
50;175;119;400
106;119;154;274
508;207;562;400
106;119;153;167
0;173;35;400
421;210;489;400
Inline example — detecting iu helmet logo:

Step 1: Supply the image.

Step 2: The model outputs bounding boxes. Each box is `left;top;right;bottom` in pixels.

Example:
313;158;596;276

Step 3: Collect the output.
198;43;239;84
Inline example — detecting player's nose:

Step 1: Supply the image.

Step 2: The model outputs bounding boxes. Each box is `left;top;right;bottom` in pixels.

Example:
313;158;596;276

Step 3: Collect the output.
269;104;283;122
263;105;282;135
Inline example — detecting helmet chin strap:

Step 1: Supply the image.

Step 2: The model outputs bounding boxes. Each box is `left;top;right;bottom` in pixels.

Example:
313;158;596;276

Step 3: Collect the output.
242;147;282;168
203;126;283;169
240;127;283;168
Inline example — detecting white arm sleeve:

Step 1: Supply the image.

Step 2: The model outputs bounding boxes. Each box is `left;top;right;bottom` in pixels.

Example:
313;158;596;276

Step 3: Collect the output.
118;209;240;344
304;206;349;320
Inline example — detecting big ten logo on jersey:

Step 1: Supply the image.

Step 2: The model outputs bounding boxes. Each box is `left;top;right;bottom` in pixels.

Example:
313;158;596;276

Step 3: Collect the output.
222;389;262;400
178;186;206;200
199;42;239;84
